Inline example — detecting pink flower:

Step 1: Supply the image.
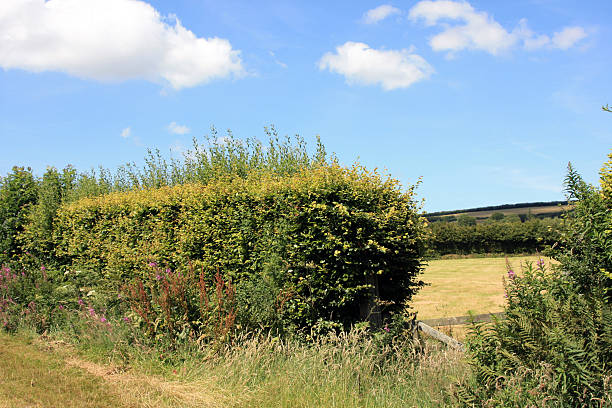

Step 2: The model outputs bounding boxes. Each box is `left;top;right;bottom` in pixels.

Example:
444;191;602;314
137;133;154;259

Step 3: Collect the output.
507;269;515;279
122;316;130;322
88;308;95;316
100;317;107;323
78;298;85;306
383;325;390;332
148;262;158;267
58;304;64;310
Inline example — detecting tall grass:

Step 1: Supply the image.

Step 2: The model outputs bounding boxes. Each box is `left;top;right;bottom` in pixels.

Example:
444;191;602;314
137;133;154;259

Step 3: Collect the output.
44;318;467;408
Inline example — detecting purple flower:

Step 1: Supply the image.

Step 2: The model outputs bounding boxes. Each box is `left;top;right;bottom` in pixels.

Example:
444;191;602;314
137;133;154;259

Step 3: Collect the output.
148;262;158;267
78;298;85;306
58;304;64;310
88;308;95;316
383;325;390;332
40;265;46;271
507;269;515;279
100;317;107;323
537;258;545;269
122;316;130;322
156;274;162;280
165;268;171;274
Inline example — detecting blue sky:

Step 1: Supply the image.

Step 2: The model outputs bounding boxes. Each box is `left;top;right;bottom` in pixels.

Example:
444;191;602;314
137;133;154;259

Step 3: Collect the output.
1;0;610;212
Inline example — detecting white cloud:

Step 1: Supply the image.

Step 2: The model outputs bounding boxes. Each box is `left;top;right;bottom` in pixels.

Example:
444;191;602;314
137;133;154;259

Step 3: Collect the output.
362;5;401;24
409;1;587;55
551;27;587;50
318;42;433;90
120;127;131;138
168;121;190;135
0;0;245;89
409;1;516;55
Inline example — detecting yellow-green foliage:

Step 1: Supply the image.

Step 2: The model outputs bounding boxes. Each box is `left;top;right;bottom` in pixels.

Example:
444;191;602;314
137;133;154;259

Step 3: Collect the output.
601;150;612;200
54;164;427;329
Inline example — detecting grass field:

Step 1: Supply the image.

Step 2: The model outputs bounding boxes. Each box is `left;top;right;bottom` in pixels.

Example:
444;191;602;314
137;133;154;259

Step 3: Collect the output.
411;255;552;320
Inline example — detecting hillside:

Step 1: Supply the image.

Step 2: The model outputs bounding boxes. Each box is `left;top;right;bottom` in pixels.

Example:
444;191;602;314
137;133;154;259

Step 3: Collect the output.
424;200;572;222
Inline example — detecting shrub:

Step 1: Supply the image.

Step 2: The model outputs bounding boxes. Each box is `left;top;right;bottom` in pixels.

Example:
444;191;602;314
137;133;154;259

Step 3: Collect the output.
456;154;612;407
456;261;612;406
53;164;428;332
0;167;38;262
490;212;505;221
457;214;476;226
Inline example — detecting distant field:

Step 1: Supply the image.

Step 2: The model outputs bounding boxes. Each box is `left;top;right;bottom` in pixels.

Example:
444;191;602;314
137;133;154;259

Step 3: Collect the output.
411;256;554;320
441;204;572;220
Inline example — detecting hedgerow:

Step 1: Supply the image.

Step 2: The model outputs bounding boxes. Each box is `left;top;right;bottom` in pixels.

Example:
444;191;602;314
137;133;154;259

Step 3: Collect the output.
52;164;428;332
427;217;562;257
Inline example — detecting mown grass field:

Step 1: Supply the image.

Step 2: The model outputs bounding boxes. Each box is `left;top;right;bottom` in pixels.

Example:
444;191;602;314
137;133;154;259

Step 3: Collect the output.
411;255;553;320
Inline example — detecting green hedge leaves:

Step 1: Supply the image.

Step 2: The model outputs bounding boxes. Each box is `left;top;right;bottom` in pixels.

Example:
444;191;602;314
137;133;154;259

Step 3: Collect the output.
53;165;428;331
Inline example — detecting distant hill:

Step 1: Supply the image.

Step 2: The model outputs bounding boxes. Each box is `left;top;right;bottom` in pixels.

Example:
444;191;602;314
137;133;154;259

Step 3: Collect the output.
424;200;572;222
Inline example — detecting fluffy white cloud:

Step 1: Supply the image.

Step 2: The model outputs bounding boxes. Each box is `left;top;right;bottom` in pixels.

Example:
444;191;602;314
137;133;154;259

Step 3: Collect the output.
318;42;433;90
551;27;587;50
409;0;586;55
517;20;587;51
409;0;516;55
168;122;190;135
120;127;131;138
0;0;244;89
362;5;401;24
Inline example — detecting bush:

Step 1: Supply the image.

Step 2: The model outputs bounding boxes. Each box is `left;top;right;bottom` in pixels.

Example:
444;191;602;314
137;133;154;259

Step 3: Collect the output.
52;164;428;332
456;261;612;406
0;167;38;262
456;154;612;407
457;214;476;226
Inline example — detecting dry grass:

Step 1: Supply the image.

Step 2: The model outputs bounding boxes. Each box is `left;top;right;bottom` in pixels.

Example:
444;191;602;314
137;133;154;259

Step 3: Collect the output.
412;255;554;320
0;333;129;408
0;328;468;408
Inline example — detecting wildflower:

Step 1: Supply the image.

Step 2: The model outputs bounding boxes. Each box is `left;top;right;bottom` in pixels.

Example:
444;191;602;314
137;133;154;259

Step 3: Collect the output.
165;268;171;274
100;316;107;323
78;298;85;306
88;307;95;316
148;262;158;267
156;274;162;280
40;265;46;271
122;316;130;322
507;269;515;279
383;325;390;332
537;258;545;269
58;304;64;310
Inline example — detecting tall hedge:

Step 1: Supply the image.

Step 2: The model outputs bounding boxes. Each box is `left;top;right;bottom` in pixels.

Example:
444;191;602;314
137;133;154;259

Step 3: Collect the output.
53;164;427;330
428;218;562;256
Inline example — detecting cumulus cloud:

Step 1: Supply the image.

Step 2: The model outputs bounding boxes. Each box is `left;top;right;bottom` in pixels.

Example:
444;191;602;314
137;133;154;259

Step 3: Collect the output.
318;42;433;90
362;5;401;24
551;27;587;50
0;0;245;89
120;127;131;138
408;0;587;55
168;121;190;135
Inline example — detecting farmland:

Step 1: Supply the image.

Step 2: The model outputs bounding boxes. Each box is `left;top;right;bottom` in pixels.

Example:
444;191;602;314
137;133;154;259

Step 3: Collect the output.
411;256;552;320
